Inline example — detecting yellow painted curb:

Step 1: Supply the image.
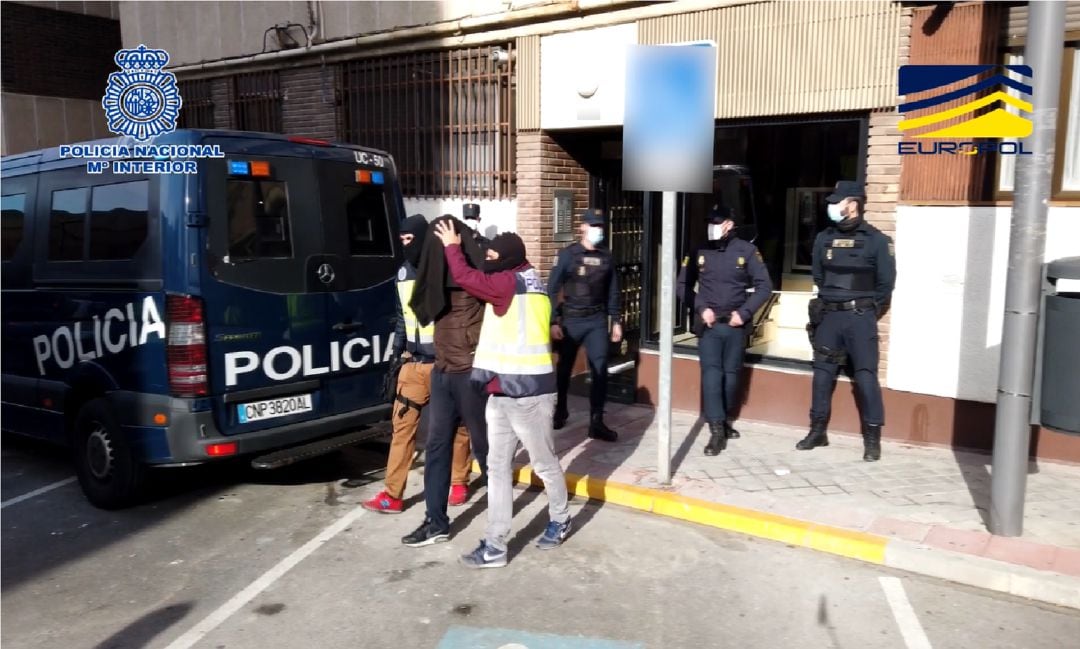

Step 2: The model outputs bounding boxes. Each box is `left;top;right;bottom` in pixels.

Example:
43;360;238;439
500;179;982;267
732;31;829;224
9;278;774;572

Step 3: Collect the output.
471;460;888;564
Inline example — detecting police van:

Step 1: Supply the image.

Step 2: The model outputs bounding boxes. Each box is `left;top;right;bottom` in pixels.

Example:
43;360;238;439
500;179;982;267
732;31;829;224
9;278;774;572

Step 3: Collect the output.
1;130;402;509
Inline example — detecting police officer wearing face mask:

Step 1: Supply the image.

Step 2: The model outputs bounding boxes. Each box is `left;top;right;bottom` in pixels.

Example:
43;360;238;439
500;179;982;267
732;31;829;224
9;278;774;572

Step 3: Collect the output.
463;203;489;248
797;181;896;461
548;208;622;442
677;206;773;455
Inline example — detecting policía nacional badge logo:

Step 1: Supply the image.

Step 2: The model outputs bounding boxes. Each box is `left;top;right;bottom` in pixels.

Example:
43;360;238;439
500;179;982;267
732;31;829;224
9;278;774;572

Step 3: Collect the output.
102;44;182;142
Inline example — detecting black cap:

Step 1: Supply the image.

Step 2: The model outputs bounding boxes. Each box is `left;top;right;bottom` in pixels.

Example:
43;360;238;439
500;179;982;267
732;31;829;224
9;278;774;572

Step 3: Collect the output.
583;208;605;226
826;180;866;204
463;203;480;220
708;204;743;226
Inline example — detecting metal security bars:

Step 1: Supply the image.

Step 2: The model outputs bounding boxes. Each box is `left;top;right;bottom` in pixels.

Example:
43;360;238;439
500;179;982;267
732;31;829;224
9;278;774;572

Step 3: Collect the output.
230;71;283;133
338;45;516;198
177;79;215;129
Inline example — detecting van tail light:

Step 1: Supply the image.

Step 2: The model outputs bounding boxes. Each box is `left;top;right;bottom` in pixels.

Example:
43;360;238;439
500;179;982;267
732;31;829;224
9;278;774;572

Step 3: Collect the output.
167;295;209;398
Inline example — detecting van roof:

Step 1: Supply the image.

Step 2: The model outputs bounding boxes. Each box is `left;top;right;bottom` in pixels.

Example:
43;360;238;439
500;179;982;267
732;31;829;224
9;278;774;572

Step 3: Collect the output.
1;129;392;174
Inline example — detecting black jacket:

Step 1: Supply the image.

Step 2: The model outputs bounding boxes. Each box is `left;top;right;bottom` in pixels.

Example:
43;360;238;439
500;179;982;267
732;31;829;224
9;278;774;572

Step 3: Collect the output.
409;215;487;326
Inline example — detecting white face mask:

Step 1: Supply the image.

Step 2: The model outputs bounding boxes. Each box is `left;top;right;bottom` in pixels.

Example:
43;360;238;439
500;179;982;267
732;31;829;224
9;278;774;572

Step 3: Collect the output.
827;203;845;222
707;224;726;241
586;226;604;245
464;219;479;231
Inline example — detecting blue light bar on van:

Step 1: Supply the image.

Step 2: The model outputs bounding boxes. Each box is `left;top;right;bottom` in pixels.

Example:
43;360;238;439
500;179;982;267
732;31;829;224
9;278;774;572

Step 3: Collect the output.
228;160;250;175
371;171;384;185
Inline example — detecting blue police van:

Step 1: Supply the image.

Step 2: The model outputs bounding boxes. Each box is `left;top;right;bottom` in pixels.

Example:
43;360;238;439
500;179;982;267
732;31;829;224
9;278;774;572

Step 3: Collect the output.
1;130;402;509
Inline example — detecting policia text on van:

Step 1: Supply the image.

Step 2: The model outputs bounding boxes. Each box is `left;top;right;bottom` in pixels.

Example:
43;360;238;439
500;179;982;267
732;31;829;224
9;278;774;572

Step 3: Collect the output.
1;130;405;509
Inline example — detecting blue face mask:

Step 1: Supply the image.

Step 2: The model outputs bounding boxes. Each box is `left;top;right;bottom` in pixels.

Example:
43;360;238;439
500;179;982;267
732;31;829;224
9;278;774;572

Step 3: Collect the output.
826;203;845;223
586;226;604;245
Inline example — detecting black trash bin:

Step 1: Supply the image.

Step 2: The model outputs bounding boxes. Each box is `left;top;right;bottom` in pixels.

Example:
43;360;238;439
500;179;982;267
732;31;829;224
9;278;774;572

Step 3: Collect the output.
1039;256;1080;435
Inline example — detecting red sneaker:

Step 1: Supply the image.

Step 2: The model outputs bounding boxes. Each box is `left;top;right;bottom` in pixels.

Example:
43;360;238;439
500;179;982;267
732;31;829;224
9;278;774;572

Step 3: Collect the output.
361;491;403;514
448;484;469;507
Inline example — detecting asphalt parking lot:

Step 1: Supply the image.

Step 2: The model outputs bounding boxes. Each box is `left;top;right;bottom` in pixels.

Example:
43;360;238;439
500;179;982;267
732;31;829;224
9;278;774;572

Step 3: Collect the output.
3;434;1078;649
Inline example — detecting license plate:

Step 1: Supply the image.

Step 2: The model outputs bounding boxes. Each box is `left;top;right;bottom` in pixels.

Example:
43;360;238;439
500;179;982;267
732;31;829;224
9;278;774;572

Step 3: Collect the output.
237;394;313;424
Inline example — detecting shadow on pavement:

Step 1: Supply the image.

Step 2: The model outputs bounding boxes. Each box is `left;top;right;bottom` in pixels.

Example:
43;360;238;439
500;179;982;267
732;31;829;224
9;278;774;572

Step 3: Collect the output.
91;602;194;649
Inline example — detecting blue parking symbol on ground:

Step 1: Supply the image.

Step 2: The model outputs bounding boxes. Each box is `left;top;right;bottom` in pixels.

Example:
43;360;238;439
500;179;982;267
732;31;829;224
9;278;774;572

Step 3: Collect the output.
436;626;643;649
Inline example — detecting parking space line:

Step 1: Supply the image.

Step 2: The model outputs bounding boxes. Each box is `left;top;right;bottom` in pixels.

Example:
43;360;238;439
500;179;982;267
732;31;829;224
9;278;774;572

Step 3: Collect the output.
0;476;77;509
879;576;933;649
163;504;367;649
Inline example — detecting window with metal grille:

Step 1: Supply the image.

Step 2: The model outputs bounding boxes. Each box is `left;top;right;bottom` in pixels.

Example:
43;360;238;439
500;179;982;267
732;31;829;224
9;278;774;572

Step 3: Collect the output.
230;71;283;133
177;79;215;129
338;45;516;198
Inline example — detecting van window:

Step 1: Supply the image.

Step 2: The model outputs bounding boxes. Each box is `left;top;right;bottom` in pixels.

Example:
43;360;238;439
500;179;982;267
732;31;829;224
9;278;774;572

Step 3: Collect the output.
227;179;293;259
344;184;393;257
49;187;88;261
89;180;149;260
1;193;26;261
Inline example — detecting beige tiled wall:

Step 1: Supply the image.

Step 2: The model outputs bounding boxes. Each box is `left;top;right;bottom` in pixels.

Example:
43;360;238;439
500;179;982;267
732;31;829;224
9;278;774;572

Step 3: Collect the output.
1;93;108;156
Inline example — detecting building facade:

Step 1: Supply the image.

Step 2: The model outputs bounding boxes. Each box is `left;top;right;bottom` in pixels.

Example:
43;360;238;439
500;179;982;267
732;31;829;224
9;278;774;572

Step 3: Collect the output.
0;1;123;156
9;1;1079;461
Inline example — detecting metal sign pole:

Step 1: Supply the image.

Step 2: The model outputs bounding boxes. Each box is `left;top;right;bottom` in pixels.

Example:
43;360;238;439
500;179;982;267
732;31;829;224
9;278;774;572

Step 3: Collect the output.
990;0;1065;536
657;190;676;485
622;44;715;488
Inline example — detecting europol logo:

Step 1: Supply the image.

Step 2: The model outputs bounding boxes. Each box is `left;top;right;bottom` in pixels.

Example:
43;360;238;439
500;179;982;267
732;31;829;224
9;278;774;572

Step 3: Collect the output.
896;64;1033;156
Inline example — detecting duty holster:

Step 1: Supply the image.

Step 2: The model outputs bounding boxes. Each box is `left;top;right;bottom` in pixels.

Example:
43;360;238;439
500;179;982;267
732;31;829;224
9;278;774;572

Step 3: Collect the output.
806;298;846;365
382;354;404;403
806;297;825;347
383;355;426;419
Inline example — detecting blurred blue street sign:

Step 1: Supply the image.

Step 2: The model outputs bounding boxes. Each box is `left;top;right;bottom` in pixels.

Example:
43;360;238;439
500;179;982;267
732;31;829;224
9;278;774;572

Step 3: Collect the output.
623;43;716;194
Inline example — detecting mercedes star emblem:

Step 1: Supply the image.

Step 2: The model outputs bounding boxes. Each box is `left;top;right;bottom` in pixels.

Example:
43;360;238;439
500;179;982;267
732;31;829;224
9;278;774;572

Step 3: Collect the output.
316;263;336;285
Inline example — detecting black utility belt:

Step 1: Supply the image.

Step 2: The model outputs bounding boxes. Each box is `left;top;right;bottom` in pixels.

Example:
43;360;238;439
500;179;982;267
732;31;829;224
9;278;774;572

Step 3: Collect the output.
823;298;876;312
563;305;605;318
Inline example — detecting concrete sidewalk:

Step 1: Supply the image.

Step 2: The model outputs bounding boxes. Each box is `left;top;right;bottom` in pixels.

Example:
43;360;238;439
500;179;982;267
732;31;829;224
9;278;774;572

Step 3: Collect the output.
503;396;1080;610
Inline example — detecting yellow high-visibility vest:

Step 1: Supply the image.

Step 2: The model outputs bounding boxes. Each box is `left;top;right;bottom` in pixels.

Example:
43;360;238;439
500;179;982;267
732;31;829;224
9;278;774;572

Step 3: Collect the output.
472;267;556;397
397;263;436;358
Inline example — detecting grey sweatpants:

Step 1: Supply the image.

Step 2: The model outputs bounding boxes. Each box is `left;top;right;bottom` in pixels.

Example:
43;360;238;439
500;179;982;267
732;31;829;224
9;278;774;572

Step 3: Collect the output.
484;393;570;552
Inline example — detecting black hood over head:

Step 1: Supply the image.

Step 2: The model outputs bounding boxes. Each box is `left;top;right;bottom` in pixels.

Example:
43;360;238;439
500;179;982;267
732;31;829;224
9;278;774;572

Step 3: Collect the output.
401;214;428;267
484;232;527;273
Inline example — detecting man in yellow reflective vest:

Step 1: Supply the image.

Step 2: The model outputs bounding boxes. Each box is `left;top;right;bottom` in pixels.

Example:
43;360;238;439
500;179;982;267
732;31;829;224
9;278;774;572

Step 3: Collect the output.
433;221;571;569
362;215;474;514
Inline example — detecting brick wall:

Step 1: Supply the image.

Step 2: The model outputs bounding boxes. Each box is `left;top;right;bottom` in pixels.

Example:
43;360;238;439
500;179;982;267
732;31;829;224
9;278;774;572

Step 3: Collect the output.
281;65;338;140
866;5;911;385
0;2;120;100
515;131;589;280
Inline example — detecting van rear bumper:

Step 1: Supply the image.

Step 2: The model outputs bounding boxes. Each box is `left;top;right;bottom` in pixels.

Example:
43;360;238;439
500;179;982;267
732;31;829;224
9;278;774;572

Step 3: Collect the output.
109;392;392;465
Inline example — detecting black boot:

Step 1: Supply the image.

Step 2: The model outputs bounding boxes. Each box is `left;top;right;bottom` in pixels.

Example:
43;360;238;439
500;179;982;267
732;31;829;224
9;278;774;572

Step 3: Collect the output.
724;420;741;439
553;406;568;430
704;422;727;456
796;420;829;450
588;413;618;442
863;424;882;462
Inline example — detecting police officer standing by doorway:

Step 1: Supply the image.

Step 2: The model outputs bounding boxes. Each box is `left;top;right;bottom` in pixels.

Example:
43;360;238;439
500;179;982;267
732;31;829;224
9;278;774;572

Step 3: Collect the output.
797;181;896;461
462;203;489;248
677;206;772;455
548;208;622;442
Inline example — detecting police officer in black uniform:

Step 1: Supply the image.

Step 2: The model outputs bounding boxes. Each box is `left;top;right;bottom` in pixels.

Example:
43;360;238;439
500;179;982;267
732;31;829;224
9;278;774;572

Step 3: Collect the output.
548;208;622;442
797;180;896;461
677;206;773;455
462;203;489;248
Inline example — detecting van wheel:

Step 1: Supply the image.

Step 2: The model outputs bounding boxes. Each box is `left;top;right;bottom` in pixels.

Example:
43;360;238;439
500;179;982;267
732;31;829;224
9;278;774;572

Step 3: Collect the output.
73;399;146;510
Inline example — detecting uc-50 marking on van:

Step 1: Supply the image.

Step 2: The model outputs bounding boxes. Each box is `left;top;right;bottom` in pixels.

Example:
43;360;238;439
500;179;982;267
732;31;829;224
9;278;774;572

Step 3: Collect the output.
1;130;404;509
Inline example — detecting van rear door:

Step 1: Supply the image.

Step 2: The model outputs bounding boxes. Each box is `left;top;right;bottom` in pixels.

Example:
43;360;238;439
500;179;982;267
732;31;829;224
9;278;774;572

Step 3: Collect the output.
201;152;336;435
312;157;400;417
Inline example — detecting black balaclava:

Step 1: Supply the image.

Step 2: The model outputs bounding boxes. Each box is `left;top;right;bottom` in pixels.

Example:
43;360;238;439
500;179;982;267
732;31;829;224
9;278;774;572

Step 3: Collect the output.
484;232;527;273
401;214;428;267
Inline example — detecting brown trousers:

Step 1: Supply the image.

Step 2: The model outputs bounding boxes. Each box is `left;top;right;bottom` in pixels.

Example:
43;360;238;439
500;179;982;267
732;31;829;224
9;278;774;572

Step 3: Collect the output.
384;361;472;499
